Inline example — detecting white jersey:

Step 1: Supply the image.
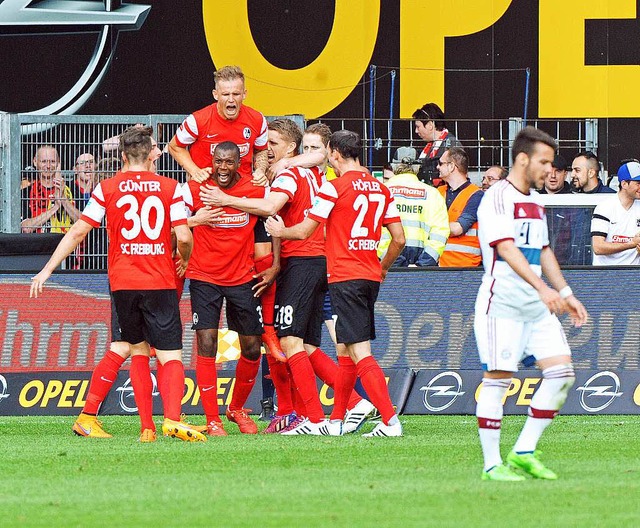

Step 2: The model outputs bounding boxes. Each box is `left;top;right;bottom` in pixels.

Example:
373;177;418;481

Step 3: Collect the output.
591;195;640;265
475;179;549;321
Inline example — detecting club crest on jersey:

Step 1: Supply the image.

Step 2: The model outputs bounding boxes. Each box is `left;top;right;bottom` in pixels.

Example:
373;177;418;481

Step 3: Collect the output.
243;127;252;139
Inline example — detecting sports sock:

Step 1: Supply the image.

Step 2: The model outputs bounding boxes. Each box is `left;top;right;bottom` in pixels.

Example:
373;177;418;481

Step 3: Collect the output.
476;377;511;471
254;253;276;326
513;364;575;454
229;355;260;411
267;354;294;415
160;360;185;422
330;356;357;421
287;351;324;422
196;355;220;424
130;355;155;432
261;354;275;400
83;350;125;415
309;347;362;409
356;356;395;425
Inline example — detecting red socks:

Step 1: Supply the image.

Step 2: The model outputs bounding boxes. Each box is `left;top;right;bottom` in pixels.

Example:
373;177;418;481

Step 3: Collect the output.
356;356;395;425
161;360;185;421
130;355;155;432
266;354;294;415
308;348;337;386
330;356;358;421
83;350;125;415
196;355;220;424
310;348;362;411
288;351;324;422
229;355;260;411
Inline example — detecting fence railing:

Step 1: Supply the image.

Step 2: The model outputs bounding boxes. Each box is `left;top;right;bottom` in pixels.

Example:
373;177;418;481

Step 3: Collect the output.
0;113;601;268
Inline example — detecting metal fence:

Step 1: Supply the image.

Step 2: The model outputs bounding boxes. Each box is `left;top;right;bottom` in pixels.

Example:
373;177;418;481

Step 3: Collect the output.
0;113;601;268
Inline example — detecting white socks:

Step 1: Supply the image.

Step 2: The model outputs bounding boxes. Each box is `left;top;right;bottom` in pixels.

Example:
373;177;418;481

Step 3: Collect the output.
476;378;511;471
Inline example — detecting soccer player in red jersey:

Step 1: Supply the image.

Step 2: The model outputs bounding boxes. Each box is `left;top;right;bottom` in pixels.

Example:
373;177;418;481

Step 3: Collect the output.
168;64;282;363
182;141;270;435
266;130;406;437
201;120;372;435
30;126;205;443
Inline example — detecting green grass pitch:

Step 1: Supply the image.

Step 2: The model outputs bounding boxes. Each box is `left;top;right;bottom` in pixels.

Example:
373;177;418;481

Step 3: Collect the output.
0;414;638;527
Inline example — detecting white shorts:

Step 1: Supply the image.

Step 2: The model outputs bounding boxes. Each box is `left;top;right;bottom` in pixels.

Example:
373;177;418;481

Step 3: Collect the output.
474;311;571;372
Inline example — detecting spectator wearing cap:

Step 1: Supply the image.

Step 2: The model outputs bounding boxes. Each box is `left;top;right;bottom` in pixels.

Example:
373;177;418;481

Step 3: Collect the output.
591;161;640;265
481;165;507;191
378;147;449;266
539;154;571;194
570;151;615;194
412;102;462;186
436;147;483;267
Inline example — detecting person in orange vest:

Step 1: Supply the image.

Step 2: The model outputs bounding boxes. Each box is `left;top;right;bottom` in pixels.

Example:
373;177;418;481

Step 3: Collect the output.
437;147;483;267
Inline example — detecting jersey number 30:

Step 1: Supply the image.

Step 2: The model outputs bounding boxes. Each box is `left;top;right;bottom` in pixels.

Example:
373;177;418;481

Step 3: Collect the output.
116;195;165;240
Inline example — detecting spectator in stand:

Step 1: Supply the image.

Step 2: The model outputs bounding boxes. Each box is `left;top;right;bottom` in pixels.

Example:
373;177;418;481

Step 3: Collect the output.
481;166;508;191
412;102;461;186
378;146;449;266
21;145;80;233
95;157;121;183
437;147;483;267
591;160;640;265
539;154;571;194
570;151;615;194
565;152;614;264
541;155;573;264
70;152;99;269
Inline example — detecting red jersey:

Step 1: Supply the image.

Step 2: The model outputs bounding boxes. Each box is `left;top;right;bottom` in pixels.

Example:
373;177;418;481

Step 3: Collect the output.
270;166;325;258
182;177;266;286
81;171;187;291
308;170;401;283
174;103;268;178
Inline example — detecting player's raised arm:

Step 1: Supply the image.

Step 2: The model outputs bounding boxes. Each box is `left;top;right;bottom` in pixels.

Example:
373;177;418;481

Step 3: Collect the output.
30;219;93;298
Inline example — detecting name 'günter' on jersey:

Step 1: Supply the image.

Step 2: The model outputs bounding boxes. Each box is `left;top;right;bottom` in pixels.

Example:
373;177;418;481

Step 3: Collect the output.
475;179;550;321
81;171;188;291
308;170;400;283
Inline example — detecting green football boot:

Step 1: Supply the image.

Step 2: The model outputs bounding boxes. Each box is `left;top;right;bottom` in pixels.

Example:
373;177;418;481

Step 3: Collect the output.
481;464;526;482
507;450;558;480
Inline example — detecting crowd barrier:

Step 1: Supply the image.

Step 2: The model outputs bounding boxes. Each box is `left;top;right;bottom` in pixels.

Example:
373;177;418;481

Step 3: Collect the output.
0;268;638;416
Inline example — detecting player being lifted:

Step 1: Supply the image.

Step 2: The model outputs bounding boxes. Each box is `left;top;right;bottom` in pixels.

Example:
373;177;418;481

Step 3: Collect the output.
266;130;406;437
474;126;588;481
30;126;205;443
182;141;272;436
168;65;283;362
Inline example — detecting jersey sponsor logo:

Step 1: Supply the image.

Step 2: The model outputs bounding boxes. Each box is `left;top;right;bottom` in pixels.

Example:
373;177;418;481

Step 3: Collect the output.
116;374;159;413
420;371;465;412
243;127;252;139
0;375;9;404
120;242;167;255
212;212;250;228
576;371;623;412
612;235;633;243
514;202;545;220
392;186;427;200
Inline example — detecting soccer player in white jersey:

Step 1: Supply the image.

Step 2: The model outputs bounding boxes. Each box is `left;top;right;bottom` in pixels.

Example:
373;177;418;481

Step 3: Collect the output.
474;126;588;481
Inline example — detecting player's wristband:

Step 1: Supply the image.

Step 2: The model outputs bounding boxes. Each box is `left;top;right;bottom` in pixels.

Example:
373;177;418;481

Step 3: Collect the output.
559;286;573;299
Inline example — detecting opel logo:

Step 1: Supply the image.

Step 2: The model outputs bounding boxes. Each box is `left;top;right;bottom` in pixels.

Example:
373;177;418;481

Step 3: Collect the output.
576;371;623;413
420;371;465;412
116;372;159;413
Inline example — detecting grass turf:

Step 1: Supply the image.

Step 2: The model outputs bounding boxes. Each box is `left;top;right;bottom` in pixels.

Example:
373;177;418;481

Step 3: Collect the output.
0;415;638;527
